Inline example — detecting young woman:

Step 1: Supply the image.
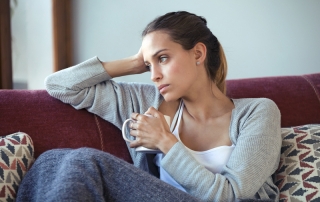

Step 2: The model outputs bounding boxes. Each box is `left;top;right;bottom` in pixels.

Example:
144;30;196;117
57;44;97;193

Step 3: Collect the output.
17;11;281;201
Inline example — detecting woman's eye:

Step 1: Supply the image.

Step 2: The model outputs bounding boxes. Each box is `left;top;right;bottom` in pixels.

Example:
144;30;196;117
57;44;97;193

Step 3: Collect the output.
145;64;151;71
159;56;167;63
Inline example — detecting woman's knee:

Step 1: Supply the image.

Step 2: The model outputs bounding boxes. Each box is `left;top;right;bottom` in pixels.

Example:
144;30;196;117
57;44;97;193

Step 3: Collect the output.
38;147;105;160
36;147;123;176
66;147;111;162
33;148;105;170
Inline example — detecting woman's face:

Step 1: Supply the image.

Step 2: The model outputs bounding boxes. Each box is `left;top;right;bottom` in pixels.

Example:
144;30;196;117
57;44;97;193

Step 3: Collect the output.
141;31;199;102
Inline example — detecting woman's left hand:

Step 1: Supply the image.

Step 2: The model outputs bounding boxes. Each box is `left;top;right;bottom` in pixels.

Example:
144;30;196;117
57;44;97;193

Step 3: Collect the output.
129;107;178;154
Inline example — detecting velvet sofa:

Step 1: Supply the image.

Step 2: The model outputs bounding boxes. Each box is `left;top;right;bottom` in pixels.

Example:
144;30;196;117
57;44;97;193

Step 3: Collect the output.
0;72;320;201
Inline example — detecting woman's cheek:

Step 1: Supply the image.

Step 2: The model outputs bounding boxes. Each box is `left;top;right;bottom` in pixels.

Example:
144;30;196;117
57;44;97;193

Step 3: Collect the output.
168;64;183;75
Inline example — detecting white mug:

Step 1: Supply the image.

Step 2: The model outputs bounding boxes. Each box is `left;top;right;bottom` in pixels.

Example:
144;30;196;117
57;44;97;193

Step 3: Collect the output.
122;114;170;153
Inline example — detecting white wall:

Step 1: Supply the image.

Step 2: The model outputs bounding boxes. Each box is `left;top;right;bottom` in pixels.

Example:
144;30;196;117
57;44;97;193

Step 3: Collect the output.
72;0;320;85
11;0;28;88
11;0;53;89
10;1;320;89
25;0;53;89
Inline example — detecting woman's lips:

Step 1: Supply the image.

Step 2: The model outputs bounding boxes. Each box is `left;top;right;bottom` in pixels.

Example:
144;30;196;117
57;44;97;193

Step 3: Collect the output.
158;84;169;93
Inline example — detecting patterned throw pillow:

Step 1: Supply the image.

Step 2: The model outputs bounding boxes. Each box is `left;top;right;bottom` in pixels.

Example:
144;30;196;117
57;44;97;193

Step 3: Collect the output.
275;124;320;202
0;132;34;202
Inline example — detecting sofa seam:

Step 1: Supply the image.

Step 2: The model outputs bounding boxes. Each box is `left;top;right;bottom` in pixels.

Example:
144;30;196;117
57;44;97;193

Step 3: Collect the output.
301;75;320;104
94;114;105;151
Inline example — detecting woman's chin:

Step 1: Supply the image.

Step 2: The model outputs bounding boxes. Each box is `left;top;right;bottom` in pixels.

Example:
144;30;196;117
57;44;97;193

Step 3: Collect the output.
162;93;180;102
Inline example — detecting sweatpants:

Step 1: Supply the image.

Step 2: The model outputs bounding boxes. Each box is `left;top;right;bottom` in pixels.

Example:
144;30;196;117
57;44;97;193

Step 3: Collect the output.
16;147;200;202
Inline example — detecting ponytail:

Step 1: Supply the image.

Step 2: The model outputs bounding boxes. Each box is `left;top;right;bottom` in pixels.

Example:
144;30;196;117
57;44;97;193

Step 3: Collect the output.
215;43;227;94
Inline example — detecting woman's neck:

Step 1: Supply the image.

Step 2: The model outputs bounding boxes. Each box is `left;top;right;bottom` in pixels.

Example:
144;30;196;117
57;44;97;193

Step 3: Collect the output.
182;82;234;122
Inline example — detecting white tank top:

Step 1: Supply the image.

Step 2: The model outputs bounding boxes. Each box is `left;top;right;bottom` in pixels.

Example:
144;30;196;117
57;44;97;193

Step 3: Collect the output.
154;100;235;192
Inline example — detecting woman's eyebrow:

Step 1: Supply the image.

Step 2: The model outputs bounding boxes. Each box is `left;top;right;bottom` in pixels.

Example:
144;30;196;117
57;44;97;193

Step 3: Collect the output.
144;49;168;63
152;49;168;57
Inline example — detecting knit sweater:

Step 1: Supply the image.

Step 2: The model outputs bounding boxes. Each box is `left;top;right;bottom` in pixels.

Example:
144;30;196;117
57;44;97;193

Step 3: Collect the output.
45;56;282;201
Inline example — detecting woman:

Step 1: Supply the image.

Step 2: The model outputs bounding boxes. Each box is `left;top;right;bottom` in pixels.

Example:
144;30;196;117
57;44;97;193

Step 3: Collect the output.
17;11;281;201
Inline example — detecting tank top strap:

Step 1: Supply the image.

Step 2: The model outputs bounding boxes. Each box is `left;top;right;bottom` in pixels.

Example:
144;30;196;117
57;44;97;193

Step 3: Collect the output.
171;100;184;134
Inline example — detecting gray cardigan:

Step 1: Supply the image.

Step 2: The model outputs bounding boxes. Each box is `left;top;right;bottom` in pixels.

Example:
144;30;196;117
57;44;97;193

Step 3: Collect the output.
45;57;282;201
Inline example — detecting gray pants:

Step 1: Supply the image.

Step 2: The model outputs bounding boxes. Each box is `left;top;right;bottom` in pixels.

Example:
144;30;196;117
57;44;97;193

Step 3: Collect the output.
16;148;200;202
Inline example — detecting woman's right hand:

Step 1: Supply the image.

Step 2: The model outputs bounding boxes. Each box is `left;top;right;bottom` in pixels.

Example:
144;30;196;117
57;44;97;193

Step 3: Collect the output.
131;47;149;74
102;47;148;78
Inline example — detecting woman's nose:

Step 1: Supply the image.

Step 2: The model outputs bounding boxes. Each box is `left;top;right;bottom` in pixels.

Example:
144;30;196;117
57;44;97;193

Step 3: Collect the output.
150;67;162;82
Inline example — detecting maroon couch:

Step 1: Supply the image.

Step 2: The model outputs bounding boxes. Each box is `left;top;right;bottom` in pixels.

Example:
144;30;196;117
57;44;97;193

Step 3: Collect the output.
0;73;319;163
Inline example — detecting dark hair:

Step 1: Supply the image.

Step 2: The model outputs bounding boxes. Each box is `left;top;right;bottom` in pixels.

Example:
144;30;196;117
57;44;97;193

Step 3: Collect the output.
142;11;227;94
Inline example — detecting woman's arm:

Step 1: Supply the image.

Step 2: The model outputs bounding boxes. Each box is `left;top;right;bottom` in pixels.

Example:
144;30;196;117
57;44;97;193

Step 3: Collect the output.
44;55;162;129
161;98;281;201
101;48;147;78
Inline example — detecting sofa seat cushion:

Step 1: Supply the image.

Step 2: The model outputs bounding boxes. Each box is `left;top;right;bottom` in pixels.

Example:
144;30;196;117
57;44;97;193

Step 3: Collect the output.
0;132;34;201
275;125;320;202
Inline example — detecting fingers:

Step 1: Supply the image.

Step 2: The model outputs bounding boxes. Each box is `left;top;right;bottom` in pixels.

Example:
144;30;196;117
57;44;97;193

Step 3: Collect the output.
144;107;163;118
131;112;140;121
128;108;164;149
131;107;163;121
128;127;143;148
128;117;152;148
129;121;140;131
128;130;157;150
130;113;150;123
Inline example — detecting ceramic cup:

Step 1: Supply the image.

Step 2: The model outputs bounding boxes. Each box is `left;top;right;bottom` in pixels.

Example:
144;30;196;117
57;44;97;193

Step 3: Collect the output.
122;114;170;153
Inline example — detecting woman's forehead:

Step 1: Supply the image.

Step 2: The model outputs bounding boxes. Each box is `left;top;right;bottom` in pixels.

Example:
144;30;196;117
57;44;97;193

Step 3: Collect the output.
141;31;180;57
142;31;171;48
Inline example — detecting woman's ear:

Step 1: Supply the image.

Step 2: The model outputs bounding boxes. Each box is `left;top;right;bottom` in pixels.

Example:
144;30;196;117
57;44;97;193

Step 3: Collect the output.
193;42;207;65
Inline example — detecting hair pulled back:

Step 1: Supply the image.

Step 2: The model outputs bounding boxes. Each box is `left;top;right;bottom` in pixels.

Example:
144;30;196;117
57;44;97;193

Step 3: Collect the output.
142;11;227;94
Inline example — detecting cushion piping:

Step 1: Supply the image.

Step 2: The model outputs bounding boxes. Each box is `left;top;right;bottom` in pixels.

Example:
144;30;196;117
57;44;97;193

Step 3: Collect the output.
94;114;104;151
301;75;320;105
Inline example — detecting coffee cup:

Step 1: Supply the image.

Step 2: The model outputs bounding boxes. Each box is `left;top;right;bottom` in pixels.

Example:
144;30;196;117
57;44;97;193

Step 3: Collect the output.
122;114;170;153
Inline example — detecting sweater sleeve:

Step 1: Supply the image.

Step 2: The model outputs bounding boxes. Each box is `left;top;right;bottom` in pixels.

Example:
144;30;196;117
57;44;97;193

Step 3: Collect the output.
161;98;281;201
44;56;162;129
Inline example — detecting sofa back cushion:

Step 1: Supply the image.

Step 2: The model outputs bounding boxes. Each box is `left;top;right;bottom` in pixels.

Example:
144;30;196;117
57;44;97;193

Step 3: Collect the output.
227;73;320;127
0;90;132;162
0;73;319;161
